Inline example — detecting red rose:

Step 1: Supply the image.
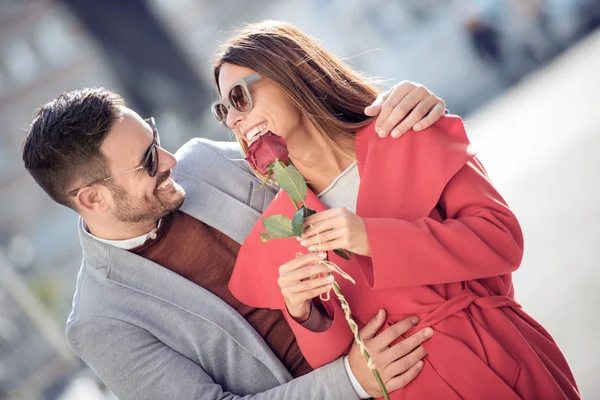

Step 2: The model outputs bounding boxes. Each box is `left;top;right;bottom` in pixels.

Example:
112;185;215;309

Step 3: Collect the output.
245;132;290;174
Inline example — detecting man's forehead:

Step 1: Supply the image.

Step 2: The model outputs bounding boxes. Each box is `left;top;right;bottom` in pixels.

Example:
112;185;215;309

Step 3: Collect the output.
118;105;143;121
101;109;151;159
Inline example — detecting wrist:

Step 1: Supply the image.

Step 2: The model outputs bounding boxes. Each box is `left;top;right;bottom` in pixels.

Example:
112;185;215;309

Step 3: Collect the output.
344;355;370;399
288;301;312;323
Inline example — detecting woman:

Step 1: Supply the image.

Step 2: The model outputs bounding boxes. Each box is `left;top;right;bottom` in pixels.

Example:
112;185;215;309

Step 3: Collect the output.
214;21;580;399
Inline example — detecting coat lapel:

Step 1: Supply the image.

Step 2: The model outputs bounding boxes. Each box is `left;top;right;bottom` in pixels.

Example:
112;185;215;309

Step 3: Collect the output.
355;117;475;220
229;189;365;309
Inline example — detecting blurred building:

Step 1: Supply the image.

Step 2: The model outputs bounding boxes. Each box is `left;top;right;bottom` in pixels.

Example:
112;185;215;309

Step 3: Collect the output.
0;253;78;399
0;0;125;397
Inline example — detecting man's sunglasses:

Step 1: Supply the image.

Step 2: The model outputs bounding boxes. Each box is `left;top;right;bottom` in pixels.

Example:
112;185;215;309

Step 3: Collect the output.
211;74;262;125
68;117;160;197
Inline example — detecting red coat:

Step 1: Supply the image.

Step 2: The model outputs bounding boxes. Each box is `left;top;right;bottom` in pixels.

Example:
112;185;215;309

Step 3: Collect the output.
230;116;580;399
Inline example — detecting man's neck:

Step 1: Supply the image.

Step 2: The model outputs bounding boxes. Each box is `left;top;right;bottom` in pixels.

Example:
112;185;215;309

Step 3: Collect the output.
85;218;159;241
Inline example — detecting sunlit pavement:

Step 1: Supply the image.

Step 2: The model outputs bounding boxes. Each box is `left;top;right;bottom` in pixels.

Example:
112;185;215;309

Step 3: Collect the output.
465;29;600;399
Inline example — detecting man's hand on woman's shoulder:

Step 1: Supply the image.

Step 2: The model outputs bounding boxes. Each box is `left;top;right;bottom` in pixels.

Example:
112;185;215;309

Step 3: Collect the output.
365;81;446;139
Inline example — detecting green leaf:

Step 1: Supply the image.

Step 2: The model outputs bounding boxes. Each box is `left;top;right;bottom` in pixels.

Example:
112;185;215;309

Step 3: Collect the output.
262;214;295;237
273;162;307;203
333;248;351;260
304;207;317;218
292;208;305;237
260;231;285;243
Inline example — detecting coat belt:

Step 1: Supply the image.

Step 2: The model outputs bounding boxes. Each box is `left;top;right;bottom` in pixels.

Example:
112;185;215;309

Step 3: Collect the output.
416;287;521;329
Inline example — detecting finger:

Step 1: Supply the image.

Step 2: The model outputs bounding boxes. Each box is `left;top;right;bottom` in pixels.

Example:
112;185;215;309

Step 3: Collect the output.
375;82;412;137
378;87;426;137
358;309;387;340
278;252;326;274
390;96;439;138
301;219;338;241
413;101;446;131
381;327;433;366
382;346;427;380
307;238;347;253
302;208;344;229
364;91;390;116
278;264;333;287
384;360;424;391
287;274;335;294
287;283;333;302
301;228;340;248
370;316;420;351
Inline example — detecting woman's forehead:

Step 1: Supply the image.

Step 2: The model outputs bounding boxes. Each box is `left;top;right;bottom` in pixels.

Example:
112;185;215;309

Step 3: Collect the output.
218;64;257;91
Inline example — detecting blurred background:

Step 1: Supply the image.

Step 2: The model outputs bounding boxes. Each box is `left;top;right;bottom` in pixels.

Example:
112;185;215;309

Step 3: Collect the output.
0;0;599;399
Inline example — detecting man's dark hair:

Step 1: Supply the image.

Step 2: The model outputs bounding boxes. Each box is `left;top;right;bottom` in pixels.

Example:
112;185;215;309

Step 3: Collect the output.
22;88;125;210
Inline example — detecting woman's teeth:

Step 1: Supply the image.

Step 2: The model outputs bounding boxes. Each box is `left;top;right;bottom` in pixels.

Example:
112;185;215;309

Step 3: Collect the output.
246;123;268;142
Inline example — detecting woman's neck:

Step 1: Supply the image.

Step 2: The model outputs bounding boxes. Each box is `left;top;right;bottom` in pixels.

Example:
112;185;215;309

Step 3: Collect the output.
286;122;356;194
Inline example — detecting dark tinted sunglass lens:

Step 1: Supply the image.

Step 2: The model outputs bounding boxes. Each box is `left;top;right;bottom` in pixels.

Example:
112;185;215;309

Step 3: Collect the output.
146;146;158;177
229;85;250;112
213;104;228;122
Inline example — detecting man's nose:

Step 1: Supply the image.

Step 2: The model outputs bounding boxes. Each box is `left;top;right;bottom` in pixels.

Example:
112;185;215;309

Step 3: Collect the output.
157;147;177;171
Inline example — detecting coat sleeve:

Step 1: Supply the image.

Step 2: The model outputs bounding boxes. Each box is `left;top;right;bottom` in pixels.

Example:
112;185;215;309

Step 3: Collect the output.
360;156;524;289
282;299;355;369
66;316;359;400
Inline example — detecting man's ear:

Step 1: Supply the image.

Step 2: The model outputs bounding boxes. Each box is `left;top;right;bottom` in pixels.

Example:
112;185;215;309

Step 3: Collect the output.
75;186;110;214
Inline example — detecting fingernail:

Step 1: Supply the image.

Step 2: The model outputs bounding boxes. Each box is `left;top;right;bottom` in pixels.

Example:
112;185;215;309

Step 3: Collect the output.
318;252;327;259
326;275;334;282
416;360;424;369
414;123;422;131
391;129;404;138
378;309;384;318
300;241;307;247
376;127;386;137
296;236;302;241
411;316;419;324
424;328;434;338
308;246;317;252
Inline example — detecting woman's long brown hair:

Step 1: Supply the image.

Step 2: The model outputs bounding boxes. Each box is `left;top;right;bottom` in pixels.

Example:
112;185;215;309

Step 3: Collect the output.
212;20;380;159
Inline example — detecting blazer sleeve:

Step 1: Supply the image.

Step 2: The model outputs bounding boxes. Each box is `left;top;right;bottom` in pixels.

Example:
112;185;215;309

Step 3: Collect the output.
361;156;524;289
66;316;360;400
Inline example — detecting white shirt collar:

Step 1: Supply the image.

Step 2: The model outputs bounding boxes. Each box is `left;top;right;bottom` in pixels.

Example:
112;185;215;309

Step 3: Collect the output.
84;219;162;250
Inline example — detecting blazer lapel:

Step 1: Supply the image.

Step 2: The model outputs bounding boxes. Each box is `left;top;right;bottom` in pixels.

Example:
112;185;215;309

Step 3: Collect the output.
79;220;292;384
175;165;276;245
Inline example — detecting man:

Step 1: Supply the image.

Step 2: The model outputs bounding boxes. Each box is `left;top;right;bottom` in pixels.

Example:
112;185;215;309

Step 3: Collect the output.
22;83;445;399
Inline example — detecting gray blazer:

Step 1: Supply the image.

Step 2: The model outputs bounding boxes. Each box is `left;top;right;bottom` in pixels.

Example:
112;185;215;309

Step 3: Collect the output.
66;139;359;400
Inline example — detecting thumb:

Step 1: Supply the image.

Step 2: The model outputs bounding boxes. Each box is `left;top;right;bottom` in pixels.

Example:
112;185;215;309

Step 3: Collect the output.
364;92;388;116
359;309;386;340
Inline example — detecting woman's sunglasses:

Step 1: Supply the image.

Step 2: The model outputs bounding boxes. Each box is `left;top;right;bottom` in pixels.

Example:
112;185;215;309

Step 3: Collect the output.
68;117;160;197
211;74;262;125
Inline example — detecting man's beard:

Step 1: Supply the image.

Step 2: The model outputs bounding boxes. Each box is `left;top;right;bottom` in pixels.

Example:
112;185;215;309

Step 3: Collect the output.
109;175;185;223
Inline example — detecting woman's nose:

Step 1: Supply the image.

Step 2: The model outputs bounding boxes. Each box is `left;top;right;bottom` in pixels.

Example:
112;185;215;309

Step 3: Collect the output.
225;106;244;129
